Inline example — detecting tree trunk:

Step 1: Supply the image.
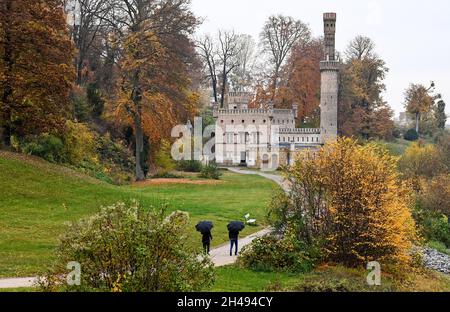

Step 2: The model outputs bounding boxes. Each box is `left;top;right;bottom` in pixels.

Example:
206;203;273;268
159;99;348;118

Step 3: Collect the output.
1;0;13;146
220;68;228;109
415;113;420;134
76;55;84;85
271;65;280;101
131;69;146;182
133;109;146;181
212;78;218;104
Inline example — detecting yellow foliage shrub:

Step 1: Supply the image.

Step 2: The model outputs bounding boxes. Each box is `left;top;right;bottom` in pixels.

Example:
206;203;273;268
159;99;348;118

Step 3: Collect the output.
421;174;450;218
399;142;445;191
63;120;97;164
287;138;418;268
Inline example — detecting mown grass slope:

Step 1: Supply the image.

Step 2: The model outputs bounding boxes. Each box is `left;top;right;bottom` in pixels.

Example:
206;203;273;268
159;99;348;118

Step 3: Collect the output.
0;151;277;278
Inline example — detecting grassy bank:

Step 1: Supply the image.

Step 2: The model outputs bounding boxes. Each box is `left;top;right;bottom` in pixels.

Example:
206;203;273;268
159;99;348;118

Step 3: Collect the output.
0;151;278;278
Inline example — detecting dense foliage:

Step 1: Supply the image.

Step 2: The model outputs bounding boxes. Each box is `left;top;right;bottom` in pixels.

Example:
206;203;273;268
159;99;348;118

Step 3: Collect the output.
281;138;417;267
399;135;450;249
199;161;222;180
238;229;320;273
0;0;75;145
39;201;215;292
404;129;419;141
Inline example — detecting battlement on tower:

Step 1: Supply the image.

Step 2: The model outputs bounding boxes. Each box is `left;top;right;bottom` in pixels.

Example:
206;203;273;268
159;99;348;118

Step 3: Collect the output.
323;12;337;20
320;60;340;71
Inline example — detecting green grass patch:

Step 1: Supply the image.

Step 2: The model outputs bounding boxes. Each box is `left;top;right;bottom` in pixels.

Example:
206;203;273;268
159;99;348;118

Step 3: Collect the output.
0;151;278;278
0;287;37;293
427;241;450;256
213;264;450;292
375;139;412;156
211;266;302;292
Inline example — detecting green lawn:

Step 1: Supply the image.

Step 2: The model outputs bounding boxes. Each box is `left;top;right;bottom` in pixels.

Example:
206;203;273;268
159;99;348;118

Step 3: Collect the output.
375;139;413;156
212;266;303;292
0;151;278;278
213;265;450;292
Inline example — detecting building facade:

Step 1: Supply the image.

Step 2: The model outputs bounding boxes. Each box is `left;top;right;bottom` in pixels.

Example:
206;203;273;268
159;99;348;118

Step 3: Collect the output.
213;13;339;169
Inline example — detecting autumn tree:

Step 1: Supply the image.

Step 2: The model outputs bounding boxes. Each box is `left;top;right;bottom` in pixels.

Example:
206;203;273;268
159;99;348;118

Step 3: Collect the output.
285;138;417;267
339;36;393;140
276;39;323;125
260;15;311;99
106;0;199;181
0;0;75;146
404;82;438;135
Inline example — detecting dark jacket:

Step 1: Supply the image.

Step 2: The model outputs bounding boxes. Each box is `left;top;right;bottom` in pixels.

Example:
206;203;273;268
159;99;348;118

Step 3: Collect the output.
202;231;212;243
229;231;239;240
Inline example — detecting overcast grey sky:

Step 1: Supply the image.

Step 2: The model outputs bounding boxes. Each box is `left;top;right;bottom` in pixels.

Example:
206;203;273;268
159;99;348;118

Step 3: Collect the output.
191;0;450;117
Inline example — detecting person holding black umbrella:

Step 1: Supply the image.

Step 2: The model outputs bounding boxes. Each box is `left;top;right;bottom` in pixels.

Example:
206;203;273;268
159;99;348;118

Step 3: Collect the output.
196;221;214;255
202;230;213;255
227;221;245;256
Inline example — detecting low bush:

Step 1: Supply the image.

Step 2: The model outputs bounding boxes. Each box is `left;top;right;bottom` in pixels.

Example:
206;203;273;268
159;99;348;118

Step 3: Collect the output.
199;162;222;180
420;174;450;218
421;214;450;248
151;172;183;179
62;120;97;165
404;129;419;141
39;201;215;292
177;160;203;173
155;140;176;174
22;134;65;163
238;229;321;273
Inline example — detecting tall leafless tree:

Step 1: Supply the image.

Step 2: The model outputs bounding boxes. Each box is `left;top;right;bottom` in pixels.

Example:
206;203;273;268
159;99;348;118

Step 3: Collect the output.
217;30;242;108
229;34;256;92
66;0;111;85
196;35;219;104
260;15;310;99
345;35;376;61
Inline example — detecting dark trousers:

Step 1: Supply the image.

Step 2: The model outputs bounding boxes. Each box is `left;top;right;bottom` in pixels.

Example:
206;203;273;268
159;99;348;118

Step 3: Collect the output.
203;242;210;254
230;239;238;256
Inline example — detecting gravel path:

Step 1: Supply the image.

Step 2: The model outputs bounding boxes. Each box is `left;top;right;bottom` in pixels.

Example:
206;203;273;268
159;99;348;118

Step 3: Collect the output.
422;248;450;274
210;228;273;267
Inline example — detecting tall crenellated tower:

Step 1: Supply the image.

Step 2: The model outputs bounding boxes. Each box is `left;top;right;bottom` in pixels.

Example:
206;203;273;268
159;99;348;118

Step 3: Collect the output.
320;13;339;143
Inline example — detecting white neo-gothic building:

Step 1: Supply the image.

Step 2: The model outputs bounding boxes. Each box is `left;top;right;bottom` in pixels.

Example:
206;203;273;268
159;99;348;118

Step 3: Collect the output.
213;13;340;169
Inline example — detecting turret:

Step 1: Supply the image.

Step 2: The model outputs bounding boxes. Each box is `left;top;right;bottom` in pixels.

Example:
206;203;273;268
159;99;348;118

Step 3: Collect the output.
323;12;337;61
320;13;339;143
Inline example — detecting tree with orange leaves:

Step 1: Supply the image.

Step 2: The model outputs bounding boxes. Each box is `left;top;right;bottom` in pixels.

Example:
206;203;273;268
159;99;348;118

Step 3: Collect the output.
338;36;394;140
0;0;75;146
106;0;199;181
285;138;417;267
277;39;323;125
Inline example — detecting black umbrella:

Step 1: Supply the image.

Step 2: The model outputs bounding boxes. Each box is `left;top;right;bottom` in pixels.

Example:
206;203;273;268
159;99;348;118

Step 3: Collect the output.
227;221;245;232
196;221;214;234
